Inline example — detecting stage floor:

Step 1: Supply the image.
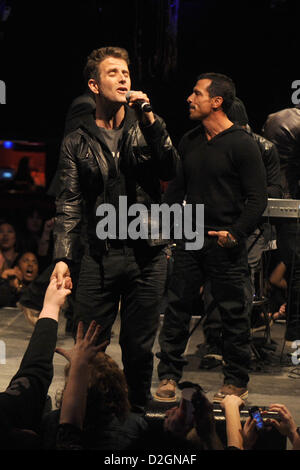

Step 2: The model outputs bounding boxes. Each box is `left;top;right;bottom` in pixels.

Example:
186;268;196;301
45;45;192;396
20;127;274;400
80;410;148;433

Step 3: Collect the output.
0;306;299;450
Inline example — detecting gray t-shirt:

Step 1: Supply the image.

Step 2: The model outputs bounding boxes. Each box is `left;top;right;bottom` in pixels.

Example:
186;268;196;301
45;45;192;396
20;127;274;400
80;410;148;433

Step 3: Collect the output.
97;126;123;168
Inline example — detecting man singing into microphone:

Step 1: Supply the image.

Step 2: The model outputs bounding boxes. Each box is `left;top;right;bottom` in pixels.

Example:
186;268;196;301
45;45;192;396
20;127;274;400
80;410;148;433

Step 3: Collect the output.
51;46;179;414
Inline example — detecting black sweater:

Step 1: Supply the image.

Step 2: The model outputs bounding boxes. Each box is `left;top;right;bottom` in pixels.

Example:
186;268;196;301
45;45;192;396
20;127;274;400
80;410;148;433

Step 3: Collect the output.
0;318;57;447
164;124;268;241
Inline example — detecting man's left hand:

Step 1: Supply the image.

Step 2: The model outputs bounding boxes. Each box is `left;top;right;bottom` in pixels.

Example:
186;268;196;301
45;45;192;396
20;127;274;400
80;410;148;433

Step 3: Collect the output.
208;230;238;248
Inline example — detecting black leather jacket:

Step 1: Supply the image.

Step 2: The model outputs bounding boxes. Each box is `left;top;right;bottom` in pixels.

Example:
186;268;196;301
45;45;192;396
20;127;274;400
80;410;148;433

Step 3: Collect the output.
250;129;282;198
262;106;300;199
53;100;179;263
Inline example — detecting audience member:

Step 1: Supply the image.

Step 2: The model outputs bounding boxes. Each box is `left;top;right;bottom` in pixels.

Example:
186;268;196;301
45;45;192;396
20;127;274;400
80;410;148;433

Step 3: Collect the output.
12;156;35;192
19;208;54;271
150;383;244;450
54;321;107;449
0;251;39;308
0;276;71;449
154;387;300;451
41;322;148;450
163;383;224;450
0;220;19;275
267;260;287;322
242;403;300;451
264;403;300;450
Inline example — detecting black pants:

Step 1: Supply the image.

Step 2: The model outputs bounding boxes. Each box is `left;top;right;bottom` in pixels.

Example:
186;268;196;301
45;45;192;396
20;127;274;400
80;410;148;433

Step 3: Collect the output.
157;237;251;388
73;243;168;410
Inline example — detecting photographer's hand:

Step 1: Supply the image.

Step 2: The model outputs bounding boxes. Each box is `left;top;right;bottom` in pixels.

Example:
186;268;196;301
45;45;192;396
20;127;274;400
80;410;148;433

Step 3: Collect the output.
242;416;258;450
265;404;300;449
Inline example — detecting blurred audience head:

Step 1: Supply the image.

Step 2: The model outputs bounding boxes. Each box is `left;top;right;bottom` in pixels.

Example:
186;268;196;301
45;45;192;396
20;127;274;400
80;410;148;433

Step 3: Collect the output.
0;220;17;253
58;351;130;429
24;208;44;235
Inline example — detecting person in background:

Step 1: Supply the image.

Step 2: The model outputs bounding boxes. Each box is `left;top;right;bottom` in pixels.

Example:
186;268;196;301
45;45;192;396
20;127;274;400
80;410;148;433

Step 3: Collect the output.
155;73;267;404
19;208;54;271
200;97;282;368
42;321;148;450
0;220;19;275
263;105;300;343
159;383;245;450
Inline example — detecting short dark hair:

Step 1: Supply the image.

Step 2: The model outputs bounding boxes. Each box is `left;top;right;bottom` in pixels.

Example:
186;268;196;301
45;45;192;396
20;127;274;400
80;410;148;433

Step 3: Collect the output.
197;72;236;113
83;46;130;83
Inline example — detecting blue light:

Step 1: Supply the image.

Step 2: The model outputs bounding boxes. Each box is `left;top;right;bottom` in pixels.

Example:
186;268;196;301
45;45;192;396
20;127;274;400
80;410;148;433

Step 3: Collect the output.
3;171;13;178
3;141;13;149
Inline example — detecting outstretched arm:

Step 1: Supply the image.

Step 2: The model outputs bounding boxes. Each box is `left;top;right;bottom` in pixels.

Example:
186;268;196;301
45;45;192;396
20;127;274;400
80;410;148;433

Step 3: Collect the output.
221;395;245;450
0;278;72;432
56;321;108;430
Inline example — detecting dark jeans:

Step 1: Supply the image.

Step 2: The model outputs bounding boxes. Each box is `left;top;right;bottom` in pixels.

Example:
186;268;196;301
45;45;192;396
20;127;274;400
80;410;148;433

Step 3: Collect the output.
73;243;168;410
202;227;265;347
157;237;251;388
277;221;300;341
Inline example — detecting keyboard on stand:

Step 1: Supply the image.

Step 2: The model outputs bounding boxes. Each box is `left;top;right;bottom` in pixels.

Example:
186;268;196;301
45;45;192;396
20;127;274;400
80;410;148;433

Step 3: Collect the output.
262;198;300;219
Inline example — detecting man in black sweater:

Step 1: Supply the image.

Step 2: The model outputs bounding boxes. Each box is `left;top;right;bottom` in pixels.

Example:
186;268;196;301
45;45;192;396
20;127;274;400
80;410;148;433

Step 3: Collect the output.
200;97;282;364
155;73;267;403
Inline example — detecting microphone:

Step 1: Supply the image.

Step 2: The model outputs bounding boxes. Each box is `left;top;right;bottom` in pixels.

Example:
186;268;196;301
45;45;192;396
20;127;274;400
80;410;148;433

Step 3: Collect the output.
125;91;152;113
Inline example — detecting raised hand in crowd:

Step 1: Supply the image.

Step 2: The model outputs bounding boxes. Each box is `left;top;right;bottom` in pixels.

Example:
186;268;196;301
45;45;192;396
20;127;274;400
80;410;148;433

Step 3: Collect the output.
1;265;23;289
55;321;109;431
0;276;72;450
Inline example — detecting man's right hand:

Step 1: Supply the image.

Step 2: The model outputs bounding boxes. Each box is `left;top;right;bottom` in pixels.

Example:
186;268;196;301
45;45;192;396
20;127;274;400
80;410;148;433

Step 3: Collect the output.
50;261;71;288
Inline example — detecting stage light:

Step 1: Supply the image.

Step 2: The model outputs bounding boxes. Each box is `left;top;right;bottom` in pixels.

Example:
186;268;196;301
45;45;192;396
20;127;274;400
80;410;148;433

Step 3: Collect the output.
3;141;13;148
